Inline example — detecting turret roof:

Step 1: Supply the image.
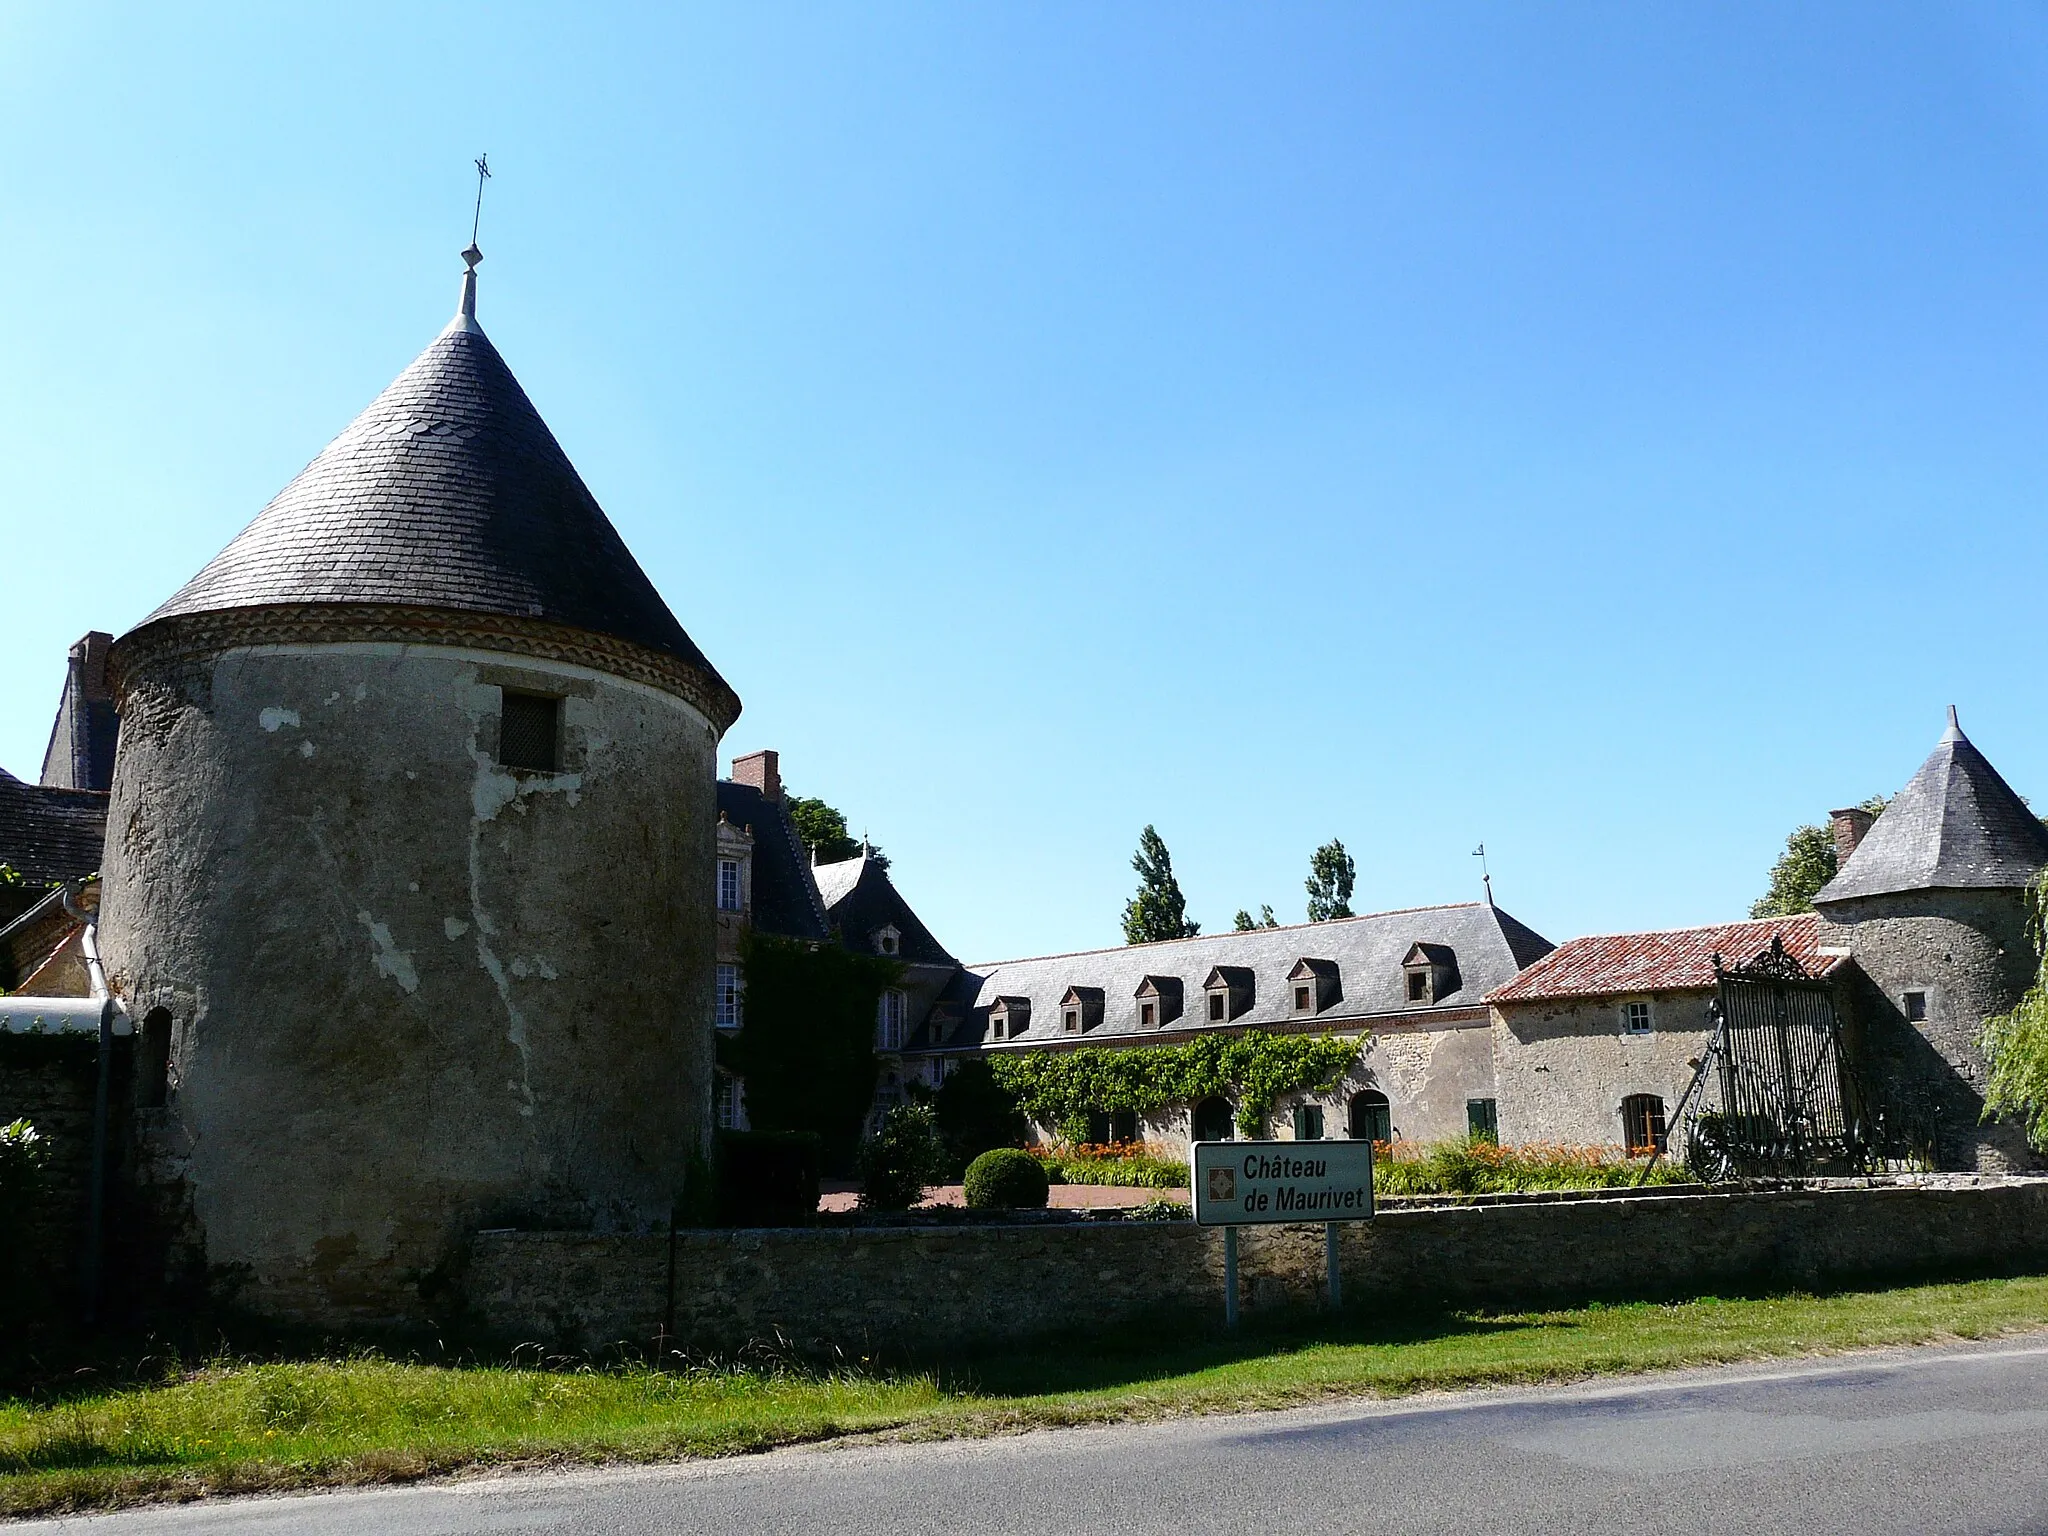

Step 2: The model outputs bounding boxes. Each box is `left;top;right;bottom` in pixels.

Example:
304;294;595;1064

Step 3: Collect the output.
138;261;730;703
1815;709;2048;905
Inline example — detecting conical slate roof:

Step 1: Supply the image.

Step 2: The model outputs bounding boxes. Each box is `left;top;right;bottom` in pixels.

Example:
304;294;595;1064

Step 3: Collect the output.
139;264;731;709
1814;710;2048;905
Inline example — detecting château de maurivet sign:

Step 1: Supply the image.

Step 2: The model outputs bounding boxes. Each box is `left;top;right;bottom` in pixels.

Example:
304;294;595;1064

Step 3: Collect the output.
1191;1140;1376;1227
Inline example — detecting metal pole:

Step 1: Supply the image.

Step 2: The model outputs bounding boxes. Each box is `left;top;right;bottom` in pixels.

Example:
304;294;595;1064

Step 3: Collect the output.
1223;1226;1239;1329
1325;1221;1342;1311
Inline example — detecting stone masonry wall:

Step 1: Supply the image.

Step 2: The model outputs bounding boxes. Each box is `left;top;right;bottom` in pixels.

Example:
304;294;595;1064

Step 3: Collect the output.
0;1033;131;1317
1492;993;1714;1147
464;1178;2048;1357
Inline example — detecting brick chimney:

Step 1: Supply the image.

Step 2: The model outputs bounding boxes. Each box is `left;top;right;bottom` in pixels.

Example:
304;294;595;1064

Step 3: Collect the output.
730;749;781;803
1830;806;1875;868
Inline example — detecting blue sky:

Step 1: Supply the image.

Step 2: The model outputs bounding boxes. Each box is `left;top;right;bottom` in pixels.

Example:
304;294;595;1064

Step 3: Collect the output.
6;3;2048;962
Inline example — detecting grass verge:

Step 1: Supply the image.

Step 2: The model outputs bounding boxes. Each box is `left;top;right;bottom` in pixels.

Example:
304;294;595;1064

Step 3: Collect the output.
8;1274;2048;1517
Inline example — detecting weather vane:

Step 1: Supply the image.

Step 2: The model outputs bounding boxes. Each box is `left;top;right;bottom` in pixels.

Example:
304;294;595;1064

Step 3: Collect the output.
1472;842;1493;905
465;154;491;268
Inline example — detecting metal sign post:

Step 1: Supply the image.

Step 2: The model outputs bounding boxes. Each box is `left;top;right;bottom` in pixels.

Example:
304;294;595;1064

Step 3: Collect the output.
1193;1139;1374;1321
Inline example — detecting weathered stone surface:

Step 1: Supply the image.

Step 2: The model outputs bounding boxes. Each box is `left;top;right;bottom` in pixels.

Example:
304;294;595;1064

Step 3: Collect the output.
464;1178;2048;1357
99;642;721;1329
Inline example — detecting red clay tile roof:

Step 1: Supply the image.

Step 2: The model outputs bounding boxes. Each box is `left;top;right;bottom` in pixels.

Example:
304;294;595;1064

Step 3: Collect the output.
1486;915;1842;1004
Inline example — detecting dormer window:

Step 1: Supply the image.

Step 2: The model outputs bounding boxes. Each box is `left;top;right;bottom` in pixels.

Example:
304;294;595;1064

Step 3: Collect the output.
987;996;1029;1041
1134;975;1183;1030
1400;943;1460;1007
875;924;901;957
1202;966;1254;1024
1287;959;1341;1014
718;859;742;913
1060;986;1103;1034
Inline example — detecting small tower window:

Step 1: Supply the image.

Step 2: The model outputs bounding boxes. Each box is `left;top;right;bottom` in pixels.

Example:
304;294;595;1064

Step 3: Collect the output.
498;690;560;772
1904;991;1928;1022
875;925;901;956
138;1007;172;1109
717;859;742;912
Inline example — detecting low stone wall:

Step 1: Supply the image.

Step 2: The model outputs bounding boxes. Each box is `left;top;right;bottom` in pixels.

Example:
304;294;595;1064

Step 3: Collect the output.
463;1177;2048;1357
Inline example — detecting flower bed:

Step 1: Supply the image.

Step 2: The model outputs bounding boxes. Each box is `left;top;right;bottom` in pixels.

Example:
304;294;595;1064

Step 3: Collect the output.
1372;1137;1693;1196
1028;1140;1188;1190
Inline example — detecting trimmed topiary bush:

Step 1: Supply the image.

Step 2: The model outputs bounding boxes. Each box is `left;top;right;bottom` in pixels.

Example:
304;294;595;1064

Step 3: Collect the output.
963;1147;1049;1210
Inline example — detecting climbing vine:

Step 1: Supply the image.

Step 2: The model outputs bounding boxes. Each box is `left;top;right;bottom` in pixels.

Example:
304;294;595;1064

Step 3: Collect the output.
988;1030;1364;1140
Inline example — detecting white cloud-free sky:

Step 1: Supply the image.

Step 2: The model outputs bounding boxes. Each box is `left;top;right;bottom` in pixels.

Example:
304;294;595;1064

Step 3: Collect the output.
6;3;2048;961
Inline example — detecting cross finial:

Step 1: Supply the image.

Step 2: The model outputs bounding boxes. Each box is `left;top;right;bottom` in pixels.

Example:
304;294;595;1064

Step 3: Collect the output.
468;154;491;257
456;155;491;328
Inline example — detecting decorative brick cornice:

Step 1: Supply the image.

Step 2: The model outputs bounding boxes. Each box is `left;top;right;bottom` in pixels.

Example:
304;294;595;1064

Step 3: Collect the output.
108;605;742;732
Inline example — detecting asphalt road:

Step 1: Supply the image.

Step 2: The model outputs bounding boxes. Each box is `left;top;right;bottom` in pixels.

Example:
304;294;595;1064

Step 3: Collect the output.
24;1338;2048;1535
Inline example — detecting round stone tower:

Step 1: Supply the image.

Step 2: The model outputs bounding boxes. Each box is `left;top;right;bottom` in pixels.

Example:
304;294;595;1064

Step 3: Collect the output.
99;251;740;1326
1814;709;2048;1171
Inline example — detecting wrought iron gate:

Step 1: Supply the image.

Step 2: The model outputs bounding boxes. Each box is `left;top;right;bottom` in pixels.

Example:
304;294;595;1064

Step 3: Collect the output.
1651;938;1873;1181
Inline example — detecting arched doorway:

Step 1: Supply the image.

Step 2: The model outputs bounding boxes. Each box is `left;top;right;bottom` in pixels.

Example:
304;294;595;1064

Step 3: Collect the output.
1191;1096;1235;1142
1349;1088;1391;1143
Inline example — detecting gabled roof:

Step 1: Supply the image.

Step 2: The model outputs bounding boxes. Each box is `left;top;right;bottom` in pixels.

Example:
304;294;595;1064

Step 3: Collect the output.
1487;915;1842;1004
716;781;830;942
131;263;734;720
808;852;958;967
1288;957;1339;980
0;775;107;887
964;901;1553;1047
1135;974;1183;999
1815;710;2048;905
1060;985;1104;1005
1405;941;1457;967
1203;965;1253;989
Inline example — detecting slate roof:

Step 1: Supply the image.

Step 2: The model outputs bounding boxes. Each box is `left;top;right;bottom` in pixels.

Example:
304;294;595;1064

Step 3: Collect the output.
136;269;731;702
810;853;958;967
717;782;830;942
0;771;108;886
1815;710;2048;905
1486;915;1842;1004
963;902;1553;1048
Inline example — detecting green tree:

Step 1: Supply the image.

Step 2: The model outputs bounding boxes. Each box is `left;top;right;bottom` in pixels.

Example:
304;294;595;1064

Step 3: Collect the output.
1750;797;1886;918
921;1057;1026;1174
1983;873;2048;1147
787;796;888;870
1233;905;1279;931
717;933;900;1173
1305;839;1355;922
1123;826;1199;944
